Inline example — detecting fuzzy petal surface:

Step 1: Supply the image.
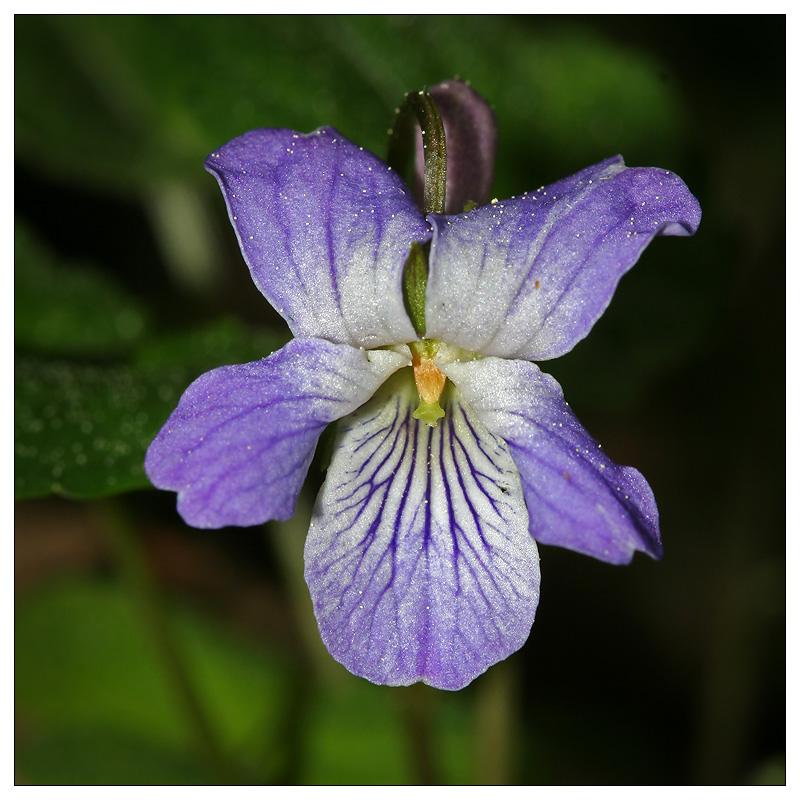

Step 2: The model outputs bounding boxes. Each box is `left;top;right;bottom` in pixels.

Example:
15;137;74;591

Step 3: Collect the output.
304;375;540;690
145;339;408;529
205;127;429;349
425;157;701;360
444;357;661;564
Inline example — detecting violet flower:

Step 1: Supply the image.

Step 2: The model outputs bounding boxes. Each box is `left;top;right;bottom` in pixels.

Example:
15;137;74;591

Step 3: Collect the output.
146;86;700;690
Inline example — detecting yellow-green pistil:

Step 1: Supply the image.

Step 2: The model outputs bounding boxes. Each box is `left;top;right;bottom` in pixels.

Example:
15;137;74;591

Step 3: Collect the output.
409;339;446;425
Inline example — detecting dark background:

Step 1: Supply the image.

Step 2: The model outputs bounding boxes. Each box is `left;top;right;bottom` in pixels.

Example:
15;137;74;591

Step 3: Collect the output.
15;15;785;785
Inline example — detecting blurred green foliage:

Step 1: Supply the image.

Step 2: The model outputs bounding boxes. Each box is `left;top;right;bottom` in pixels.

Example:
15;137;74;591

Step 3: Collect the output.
16;578;291;782
17;576;473;784
15;14;784;787
15;221;148;357
15;16;685;193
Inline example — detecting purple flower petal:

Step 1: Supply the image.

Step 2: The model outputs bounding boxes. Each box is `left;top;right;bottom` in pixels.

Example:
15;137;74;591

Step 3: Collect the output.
444;357;661;564
205;127;430;349
304;375;540;690
145;339;408;529
412;79;498;214
425;157;702;360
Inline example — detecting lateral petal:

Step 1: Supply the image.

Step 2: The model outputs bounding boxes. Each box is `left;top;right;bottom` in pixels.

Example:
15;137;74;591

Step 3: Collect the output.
206;127;429;349
145;338;408;529
425;157;701;360
304;375;540;690
444;357;661;564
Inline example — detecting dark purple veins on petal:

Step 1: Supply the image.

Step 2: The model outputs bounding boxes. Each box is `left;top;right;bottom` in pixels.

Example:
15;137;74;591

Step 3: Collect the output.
205;127;430;350
144;338;407;529
445;357;662;565
425;157;702;360
303;376;540;690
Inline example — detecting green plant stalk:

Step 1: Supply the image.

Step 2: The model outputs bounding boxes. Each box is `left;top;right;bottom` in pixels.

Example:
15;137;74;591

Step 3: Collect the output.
99;499;234;784
475;656;517;784
270;493;442;785
399;682;440;785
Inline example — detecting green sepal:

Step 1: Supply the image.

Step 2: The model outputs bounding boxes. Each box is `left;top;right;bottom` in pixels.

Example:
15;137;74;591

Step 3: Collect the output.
402;241;430;338
408;338;440;360
390;87;448;339
387;88;447;216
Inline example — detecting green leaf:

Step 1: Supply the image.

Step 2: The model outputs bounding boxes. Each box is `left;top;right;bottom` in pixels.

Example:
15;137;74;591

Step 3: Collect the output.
15;573;476;785
15;576;292;784
132;317;289;375
15;220;148;358
14;357;183;499
15;317;289;501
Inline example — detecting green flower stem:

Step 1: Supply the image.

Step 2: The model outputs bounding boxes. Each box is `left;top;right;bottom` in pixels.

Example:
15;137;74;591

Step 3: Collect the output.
474;657;517;784
145;181;221;295
98;499;234;784
399;683;440;785
270;491;442;785
267;493;350;782
269;492;342;682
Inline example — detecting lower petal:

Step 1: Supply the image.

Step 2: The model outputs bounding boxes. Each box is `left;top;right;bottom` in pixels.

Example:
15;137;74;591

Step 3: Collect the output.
444;357;661;564
304;372;540;690
145;338;408;528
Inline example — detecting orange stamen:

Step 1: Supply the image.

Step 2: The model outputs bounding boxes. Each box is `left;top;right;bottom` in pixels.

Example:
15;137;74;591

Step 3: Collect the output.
412;354;446;404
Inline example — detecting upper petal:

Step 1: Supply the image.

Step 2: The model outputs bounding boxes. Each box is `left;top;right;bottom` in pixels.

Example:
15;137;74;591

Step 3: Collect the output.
304;374;540;690
412;79;498;214
444;357;661;564
205;127;430;349
425;157;701;360
145;338;408;529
